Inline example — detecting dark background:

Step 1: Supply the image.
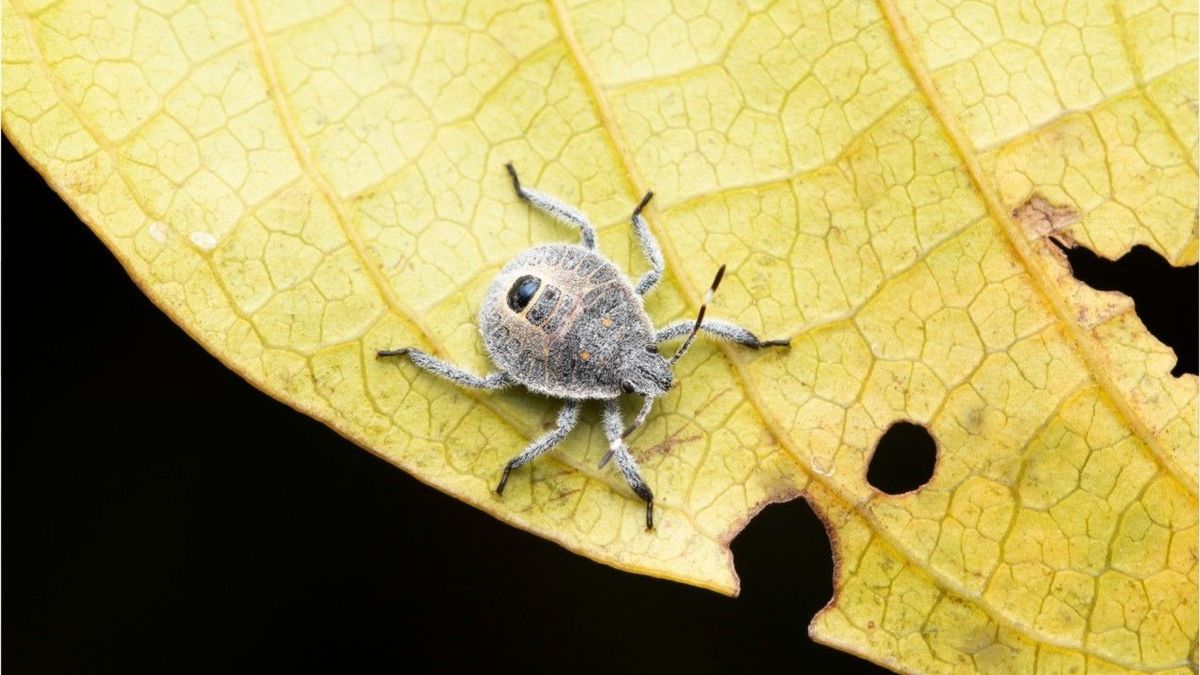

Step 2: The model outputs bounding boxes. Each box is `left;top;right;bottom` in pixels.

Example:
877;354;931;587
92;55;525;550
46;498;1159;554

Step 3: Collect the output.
3;138;887;674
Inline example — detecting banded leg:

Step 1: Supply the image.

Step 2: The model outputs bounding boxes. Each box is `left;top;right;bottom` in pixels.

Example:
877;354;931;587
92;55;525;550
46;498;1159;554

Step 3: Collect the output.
630;191;665;296
655;319;790;349
376;347;513;390
495;400;582;494
602;399;655;530
506;163;597;249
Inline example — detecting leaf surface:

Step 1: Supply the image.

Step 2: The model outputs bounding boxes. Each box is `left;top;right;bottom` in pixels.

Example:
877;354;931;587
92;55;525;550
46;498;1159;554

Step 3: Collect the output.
3;0;1196;671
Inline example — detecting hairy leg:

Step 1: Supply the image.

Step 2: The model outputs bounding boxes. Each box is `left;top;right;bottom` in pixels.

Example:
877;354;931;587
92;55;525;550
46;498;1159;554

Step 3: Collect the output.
506;163;597;249
602;399;655;530
376;347;513;390
630;192;665;296
655;319;790;349
495;400;582;494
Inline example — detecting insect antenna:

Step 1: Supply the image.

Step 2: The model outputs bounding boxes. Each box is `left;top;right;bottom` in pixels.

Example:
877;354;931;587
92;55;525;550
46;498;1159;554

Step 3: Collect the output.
620;394;656;440
601;264;730;456
609;264;727;445
669;263;725;366
598;448;616;468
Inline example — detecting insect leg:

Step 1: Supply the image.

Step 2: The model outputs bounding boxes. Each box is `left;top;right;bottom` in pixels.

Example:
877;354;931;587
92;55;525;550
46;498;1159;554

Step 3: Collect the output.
376;348;513;390
602;399;655;530
655;319;790;349
505;163;597;249
630;191;665;296
495;400;582;495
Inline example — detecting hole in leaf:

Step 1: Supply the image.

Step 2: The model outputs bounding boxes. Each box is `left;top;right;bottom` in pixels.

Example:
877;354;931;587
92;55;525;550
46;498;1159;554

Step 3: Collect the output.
727;498;888;673
1052;239;1198;377
867;422;936;494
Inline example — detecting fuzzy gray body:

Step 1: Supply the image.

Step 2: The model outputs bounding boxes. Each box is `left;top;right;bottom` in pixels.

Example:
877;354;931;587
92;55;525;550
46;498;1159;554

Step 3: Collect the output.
376;163;788;530
479;244;664;399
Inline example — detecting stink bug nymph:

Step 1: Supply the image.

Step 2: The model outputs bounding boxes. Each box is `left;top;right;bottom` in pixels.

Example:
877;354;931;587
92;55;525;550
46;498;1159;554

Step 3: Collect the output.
378;164;789;530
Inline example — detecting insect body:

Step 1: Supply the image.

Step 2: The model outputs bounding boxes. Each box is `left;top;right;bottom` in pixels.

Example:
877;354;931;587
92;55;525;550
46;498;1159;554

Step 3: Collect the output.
378;164;789;529
479;244;665;400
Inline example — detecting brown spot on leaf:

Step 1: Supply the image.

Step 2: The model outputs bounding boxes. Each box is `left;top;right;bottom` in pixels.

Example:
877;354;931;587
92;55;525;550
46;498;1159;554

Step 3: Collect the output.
1011;194;1079;239
636;433;702;462
692;389;734;417
351;187;379;206
549;487;582;503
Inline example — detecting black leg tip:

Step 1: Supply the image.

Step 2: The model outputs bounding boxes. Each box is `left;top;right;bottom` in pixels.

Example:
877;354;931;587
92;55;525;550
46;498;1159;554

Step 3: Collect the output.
633;191;654;216
495;464;514;495
376;347;410;358
505;162;526;198
632;485;654;530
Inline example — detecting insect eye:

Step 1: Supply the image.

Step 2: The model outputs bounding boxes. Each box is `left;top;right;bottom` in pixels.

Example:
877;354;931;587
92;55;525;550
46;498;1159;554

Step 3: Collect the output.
506;275;541;312
645;344;658;354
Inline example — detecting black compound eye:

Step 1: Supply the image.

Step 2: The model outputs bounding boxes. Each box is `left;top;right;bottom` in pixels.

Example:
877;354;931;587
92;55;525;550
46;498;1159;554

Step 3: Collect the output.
645;344;658;354
507;275;541;312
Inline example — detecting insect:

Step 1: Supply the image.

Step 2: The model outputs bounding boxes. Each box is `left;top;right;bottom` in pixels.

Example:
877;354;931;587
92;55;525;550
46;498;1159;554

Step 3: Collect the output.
377;164;789;529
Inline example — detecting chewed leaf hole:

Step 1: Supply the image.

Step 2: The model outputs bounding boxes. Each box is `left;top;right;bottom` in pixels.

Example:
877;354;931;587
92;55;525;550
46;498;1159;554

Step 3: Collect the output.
728;497;889;672
1052;240;1198;377
867;422;936;495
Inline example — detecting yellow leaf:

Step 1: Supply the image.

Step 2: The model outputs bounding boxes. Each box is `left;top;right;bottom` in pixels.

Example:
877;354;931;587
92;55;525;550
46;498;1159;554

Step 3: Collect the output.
4;0;1196;671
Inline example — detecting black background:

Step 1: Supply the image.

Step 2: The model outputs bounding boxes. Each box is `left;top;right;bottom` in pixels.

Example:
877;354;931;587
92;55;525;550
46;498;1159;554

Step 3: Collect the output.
3;137;888;674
